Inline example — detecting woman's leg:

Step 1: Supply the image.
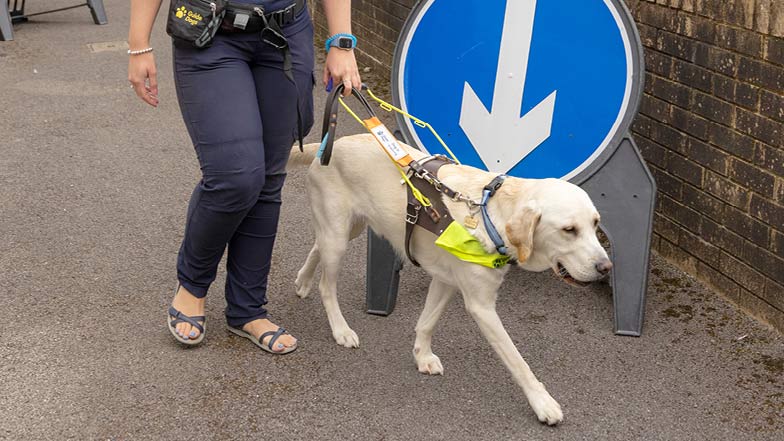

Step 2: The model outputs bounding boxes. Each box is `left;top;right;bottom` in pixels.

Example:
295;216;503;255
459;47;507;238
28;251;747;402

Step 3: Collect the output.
171;36;267;339
222;20;315;348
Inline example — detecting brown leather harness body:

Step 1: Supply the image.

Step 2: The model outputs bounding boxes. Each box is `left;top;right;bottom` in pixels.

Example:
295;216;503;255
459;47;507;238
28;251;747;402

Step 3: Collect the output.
405;155;460;267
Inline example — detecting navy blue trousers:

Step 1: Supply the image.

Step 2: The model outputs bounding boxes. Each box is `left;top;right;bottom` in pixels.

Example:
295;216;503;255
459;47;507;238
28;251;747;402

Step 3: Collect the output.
172;11;314;328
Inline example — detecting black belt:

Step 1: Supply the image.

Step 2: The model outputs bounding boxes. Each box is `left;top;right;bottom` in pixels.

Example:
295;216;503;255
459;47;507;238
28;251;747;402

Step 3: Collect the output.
220;0;306;33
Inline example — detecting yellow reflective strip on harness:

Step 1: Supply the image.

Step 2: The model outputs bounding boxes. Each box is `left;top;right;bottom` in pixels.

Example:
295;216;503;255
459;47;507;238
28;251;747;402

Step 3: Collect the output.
364;88;461;165
338;98;367;129
395;161;431;207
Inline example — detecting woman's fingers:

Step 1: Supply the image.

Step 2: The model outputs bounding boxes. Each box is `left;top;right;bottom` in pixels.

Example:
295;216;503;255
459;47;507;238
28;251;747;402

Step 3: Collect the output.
127;53;158;107
322;66;331;88
325;49;361;96
131;78;158;107
147;68;159;99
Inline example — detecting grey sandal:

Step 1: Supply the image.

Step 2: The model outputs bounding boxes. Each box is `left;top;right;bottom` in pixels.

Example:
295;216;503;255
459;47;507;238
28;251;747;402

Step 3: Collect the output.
167;306;206;345
227;325;297;354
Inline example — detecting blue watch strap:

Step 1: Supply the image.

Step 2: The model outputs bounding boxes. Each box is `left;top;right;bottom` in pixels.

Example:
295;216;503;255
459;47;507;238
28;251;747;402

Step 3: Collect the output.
325;33;357;52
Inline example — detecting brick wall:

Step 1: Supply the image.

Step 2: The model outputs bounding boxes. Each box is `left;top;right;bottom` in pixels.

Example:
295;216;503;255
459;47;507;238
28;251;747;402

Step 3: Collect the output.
310;0;784;331
628;0;784;331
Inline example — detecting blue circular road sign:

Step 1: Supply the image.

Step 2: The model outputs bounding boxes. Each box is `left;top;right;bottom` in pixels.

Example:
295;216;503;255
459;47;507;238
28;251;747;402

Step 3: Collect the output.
392;0;644;180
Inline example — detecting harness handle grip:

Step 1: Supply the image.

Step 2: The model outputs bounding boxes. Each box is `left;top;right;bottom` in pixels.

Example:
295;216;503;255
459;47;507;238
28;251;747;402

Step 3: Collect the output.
319;83;376;166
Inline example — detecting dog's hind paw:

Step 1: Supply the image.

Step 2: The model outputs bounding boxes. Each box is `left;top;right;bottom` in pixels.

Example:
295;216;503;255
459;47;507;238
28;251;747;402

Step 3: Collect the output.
528;390;563;426
333;328;360;348
416;353;444;375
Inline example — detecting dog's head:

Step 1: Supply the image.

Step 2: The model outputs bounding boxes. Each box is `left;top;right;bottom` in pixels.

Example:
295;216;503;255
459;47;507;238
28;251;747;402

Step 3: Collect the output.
505;179;612;286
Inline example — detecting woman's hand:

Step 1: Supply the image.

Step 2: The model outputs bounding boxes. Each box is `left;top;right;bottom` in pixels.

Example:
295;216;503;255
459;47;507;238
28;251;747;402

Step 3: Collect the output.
128;52;159;107
323;48;361;97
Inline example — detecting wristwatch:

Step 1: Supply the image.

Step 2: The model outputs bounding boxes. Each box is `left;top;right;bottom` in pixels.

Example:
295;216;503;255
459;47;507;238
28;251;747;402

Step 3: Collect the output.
325;33;357;52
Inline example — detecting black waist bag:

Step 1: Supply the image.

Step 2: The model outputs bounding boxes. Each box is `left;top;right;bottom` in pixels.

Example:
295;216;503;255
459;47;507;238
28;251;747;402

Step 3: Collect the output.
166;0;227;48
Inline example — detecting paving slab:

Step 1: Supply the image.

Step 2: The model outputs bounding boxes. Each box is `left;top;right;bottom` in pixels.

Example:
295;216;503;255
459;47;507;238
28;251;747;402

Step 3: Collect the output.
0;2;782;440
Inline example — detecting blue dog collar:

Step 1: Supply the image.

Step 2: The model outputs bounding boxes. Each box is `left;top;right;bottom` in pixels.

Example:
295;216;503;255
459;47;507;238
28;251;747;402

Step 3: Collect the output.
480;175;508;255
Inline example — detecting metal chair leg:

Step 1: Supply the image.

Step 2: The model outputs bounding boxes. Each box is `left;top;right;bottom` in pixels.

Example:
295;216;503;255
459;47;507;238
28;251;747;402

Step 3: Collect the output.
0;1;13;41
86;0;107;25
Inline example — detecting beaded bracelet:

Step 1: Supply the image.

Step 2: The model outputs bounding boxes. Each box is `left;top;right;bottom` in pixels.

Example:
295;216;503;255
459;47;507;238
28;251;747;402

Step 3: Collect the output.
127;47;154;56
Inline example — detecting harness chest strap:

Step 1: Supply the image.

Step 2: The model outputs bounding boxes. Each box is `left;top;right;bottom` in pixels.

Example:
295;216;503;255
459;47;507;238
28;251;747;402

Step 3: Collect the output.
405;156;456;267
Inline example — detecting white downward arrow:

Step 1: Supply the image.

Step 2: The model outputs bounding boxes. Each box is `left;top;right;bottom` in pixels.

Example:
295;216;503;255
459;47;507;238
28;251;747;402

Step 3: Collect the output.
459;0;557;173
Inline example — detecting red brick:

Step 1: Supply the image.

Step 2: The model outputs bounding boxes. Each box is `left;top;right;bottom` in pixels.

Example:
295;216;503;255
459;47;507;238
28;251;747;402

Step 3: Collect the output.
719;251;766;294
692;91;735;126
687;138;728;175
734;81;761;111
703;170;751;209
651;167;684;199
694;43;738;76
654;212;681;243
651;76;692;108
702;217;745;252
734;108;783;149
658;238;698;274
661;194;702;233
765;36;784;66
645;50;674;78
649;122;689;154
696;261;741;298
772;230;784;258
682;183;724;220
671;106;710;140
637;137;668;168
724;205;771;248
658;30;697;61
760;89;784;122
728;158;776;198
680;228;721;266
632;114;654;138
754;142;784;177
706;123;756;161
763;278;784;315
737;57;784;93
741;241;784;285
667;151;703;186
715;24;765;57
749;194;784;231
671;59;713;93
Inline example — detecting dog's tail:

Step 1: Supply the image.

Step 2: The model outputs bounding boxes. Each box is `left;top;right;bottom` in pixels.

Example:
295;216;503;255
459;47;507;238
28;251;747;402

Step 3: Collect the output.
288;142;321;167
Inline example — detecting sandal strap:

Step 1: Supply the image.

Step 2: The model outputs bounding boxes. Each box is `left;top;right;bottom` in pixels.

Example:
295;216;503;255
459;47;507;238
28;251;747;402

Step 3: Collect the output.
168;306;205;333
259;327;288;350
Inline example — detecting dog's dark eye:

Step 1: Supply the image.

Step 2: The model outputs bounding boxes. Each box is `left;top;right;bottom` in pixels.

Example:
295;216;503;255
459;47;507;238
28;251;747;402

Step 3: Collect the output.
563;226;577;234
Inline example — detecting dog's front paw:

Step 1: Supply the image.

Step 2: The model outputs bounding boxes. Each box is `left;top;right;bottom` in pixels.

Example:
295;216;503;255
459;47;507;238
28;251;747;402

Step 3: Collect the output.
528;389;563;426
415;353;444;375
333;328;360;348
294;274;312;299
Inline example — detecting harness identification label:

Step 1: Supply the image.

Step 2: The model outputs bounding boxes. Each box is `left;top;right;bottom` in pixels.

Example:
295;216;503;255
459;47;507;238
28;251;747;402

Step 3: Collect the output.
365;117;412;166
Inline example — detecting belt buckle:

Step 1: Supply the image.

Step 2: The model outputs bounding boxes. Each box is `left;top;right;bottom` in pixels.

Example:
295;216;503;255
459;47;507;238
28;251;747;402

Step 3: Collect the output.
275;3;296;25
406;205;421;224
254;6;288;49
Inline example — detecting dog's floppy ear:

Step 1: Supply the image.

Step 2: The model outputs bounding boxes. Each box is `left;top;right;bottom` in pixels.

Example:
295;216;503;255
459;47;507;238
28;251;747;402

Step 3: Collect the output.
505;201;542;263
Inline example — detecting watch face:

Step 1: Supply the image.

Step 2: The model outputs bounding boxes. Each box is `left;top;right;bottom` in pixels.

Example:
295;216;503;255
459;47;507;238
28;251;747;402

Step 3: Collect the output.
338;37;354;49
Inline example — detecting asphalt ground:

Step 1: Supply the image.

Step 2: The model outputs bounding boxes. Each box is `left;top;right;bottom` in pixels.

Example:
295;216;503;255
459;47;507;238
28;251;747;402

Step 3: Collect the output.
1;2;783;440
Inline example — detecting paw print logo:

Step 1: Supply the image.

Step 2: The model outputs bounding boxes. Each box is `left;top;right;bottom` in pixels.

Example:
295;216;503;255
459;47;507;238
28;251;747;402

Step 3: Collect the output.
176;6;187;18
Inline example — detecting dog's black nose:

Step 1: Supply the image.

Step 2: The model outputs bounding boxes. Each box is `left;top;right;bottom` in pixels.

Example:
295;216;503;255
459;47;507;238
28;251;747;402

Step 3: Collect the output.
595;259;613;275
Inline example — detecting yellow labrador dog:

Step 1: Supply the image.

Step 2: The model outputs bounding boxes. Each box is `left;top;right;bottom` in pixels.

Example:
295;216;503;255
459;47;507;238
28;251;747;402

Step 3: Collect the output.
290;133;612;425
